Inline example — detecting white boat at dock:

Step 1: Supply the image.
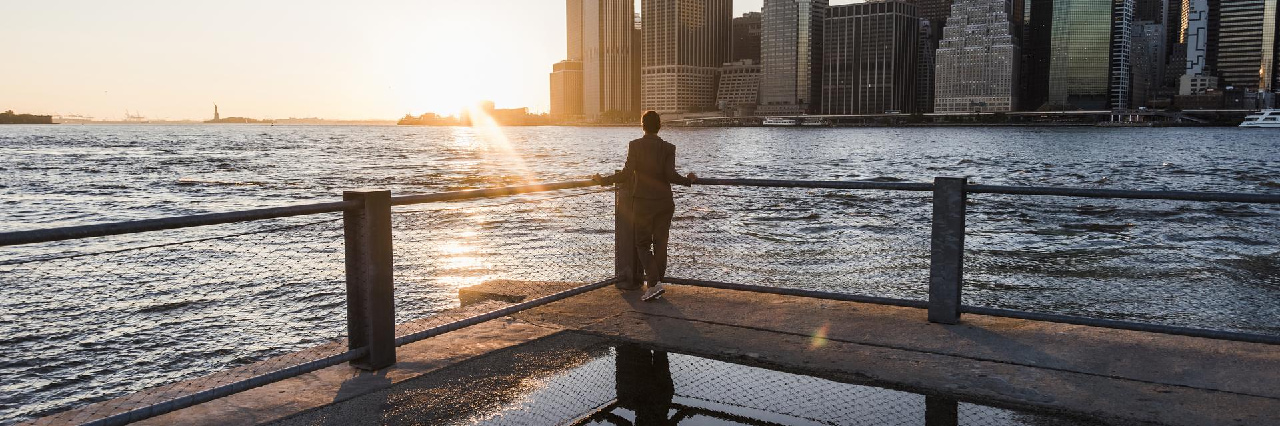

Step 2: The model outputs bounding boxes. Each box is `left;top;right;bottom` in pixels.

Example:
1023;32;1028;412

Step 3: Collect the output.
1239;110;1280;128
762;117;798;126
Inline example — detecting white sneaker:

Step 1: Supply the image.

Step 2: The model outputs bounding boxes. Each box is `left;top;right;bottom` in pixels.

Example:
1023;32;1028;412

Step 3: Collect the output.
641;283;666;301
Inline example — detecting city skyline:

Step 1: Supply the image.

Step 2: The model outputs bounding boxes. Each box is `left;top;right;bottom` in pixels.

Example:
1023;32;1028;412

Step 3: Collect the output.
7;0;1279;122
0;1;773;121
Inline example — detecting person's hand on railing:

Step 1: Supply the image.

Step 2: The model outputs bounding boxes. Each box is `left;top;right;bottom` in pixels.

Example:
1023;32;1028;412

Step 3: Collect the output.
687;172;697;183
591;173;605;185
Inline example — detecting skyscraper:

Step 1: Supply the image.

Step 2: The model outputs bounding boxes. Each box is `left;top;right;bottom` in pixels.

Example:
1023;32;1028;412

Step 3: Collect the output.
917;0;959;113
584;0;640;119
1130;21;1166;106
1110;0;1135;109
1179;0;1217;94
1265;0;1279;91
732;12;763;62
717;60;762;116
568;0;584;61
641;0;733;115
1164;0;1188;89
916;20;938;112
933;0;1022;112
821;1;921;115
550;61;585;118
1045;0;1115;110
1023;0;1055;109
1216;0;1279;91
758;0;827;115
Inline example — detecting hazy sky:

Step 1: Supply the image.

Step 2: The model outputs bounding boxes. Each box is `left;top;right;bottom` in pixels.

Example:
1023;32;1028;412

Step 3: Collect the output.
1;1;777;120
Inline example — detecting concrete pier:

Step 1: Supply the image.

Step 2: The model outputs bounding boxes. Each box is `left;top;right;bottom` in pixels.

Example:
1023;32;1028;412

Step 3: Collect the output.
34;281;1280;426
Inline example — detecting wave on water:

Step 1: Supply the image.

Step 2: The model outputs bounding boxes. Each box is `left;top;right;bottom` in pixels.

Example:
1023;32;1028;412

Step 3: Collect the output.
175;177;264;186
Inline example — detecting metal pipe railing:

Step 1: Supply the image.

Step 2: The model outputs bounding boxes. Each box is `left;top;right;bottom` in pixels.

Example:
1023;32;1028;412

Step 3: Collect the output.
967;184;1280;204
691;178;935;192
0;200;360;247
390;179;601;205
394;277;620;347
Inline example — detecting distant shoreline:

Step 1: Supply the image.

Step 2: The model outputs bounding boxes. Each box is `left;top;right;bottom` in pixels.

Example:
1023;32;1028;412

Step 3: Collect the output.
14;122;1246;128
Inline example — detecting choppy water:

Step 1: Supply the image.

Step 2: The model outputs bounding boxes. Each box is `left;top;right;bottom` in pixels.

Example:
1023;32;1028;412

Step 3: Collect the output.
1;124;1278;424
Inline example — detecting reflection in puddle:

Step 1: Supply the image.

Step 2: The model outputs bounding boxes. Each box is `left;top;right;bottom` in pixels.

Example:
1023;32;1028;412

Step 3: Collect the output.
469;343;1099;426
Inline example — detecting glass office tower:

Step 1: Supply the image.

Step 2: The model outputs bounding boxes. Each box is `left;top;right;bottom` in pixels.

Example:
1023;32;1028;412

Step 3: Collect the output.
1045;0;1114;109
758;0;827;115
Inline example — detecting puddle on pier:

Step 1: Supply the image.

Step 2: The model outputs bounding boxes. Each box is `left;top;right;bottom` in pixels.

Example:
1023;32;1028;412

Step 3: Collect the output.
289;332;1107;426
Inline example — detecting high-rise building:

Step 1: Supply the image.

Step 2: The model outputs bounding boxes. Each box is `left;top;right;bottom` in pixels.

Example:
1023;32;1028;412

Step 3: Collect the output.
916;20;938;113
917;0;960;113
1266;0;1279;91
758;0;827;115
933;0;1022;112
1044;0;1115;110
1179;0;1218;94
821;1;921;115
732;12;763;62
1023;0;1055;109
1110;0;1136;109
641;0;733;115
568;0;584;61
919;0;957;23
550;61;585;118
1130;21;1166;106
1216;0;1279;91
583;0;640;119
1164;0;1188;89
933;0;1021;112
717;60;763;116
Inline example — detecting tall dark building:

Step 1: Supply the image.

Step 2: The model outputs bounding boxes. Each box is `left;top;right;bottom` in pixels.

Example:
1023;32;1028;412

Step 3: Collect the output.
1164;0;1187;88
919;0;957;22
916;20;938;112
759;0;827;115
1044;0;1115;110
1216;0;1279;90
1131;21;1167;106
1023;0;1055;109
821;0;921;114
641;0;733;115
732;12;763;62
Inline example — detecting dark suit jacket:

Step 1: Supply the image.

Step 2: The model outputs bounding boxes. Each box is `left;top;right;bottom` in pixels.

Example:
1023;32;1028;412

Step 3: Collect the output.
602;134;692;200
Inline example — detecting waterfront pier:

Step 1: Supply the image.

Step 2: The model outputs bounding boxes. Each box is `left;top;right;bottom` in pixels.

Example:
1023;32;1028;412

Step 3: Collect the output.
5;178;1279;425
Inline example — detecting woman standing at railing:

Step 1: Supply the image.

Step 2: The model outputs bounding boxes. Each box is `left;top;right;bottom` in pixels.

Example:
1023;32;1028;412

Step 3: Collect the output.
594;111;697;301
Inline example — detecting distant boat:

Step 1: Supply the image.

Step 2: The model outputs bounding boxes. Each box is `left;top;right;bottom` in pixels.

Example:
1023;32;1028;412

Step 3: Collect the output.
763;117;798;126
800;117;830;127
1239;110;1280;128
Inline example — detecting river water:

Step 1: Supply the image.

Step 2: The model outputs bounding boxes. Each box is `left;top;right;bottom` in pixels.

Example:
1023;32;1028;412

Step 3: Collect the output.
1;124;1278;424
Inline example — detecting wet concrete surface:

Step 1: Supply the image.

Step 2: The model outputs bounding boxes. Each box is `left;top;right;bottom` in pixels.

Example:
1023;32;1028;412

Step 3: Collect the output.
36;280;1280;425
275;332;1108;426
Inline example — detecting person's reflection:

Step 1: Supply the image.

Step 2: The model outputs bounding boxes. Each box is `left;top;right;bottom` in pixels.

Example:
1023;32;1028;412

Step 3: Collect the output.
615;344;675;425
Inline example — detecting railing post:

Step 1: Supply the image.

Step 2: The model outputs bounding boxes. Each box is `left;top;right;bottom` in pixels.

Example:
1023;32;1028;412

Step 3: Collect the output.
925;396;959;426
343;189;396;370
929;177;967;324
613;172;641;288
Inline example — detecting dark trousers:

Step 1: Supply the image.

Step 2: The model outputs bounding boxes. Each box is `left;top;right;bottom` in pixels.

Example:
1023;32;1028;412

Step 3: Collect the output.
632;197;675;286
